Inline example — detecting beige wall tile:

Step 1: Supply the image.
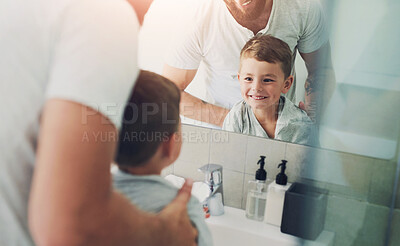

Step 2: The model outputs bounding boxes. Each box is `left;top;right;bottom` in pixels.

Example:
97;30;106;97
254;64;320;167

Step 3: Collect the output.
389;209;400;246
172;159;206;182
324;196;368;246
178;124;211;164
245;135;287;177
286;144;373;199
209;129;247;172
223;169;244;209
323;183;365;201
368;159;397;206
242;174;253;209
281;143;315;182
351;204;389;246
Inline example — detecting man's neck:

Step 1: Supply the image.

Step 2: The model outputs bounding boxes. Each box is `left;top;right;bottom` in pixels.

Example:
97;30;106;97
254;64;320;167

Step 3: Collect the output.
127;0;153;25
227;0;273;35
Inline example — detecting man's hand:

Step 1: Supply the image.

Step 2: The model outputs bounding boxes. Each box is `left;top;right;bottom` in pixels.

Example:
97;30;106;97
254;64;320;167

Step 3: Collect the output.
158;179;198;246
298;100;317;122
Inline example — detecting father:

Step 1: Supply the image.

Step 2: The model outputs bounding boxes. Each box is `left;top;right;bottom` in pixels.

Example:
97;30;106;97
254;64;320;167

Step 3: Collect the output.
163;0;335;126
0;0;197;245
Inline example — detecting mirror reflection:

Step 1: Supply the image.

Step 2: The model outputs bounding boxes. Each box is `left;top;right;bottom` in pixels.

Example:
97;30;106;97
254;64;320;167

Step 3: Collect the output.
140;0;332;146
139;0;400;159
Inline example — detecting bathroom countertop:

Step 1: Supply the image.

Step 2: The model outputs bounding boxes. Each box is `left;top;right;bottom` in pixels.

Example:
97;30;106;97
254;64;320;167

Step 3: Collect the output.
206;206;335;246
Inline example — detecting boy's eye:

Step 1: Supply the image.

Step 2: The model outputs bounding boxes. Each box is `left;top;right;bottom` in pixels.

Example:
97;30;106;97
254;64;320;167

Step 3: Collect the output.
244;77;253;82
263;78;274;82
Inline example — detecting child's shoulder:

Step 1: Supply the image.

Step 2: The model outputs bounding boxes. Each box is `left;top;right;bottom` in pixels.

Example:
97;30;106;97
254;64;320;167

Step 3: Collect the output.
113;171;178;193
281;96;313;124
224;100;249;130
229;99;250;116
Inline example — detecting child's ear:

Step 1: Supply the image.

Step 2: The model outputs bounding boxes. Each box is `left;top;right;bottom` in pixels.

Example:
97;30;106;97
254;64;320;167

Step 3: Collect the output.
281;75;294;94
237;73;240;81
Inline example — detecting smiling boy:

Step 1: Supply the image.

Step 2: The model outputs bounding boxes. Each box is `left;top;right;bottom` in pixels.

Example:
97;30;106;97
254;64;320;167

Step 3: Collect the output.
223;35;317;145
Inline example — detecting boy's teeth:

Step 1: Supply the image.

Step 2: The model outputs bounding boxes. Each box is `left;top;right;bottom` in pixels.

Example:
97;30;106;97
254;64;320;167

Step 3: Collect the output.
252;96;266;100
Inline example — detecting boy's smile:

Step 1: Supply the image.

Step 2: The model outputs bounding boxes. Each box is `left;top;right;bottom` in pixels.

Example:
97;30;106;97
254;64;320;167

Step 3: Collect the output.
238;58;292;112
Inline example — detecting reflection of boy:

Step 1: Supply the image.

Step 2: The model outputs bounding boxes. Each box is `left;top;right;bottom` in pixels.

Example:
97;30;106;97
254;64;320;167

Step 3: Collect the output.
113;71;213;246
223;35;317;146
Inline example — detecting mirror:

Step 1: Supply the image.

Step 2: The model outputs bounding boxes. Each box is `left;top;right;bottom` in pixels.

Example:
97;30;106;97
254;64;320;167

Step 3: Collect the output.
139;0;400;160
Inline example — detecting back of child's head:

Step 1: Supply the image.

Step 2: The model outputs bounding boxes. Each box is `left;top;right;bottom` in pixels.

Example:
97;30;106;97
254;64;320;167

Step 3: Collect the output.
240;35;293;78
115;70;181;167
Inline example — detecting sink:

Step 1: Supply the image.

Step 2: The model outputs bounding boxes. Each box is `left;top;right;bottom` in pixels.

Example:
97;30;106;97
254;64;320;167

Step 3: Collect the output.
205;206;334;246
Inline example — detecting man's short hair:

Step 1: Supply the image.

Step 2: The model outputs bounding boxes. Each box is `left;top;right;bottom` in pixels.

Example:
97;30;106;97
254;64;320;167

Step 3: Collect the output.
240;35;293;78
115;70;181;167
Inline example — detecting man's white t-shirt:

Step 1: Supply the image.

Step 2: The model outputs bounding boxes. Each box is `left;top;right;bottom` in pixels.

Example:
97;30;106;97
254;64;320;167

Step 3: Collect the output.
165;0;328;109
0;0;139;244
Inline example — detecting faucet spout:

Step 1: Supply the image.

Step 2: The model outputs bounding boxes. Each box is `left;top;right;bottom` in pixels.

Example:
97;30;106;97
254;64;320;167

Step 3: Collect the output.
199;164;224;215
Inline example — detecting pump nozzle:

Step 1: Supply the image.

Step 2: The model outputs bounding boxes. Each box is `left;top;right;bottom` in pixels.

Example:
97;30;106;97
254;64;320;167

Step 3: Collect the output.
278;160;287;173
257;156;266;169
255;156;267;181
276;160;288;185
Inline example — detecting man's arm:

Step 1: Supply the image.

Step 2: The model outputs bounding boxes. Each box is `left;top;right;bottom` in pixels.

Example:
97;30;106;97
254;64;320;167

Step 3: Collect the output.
299;42;336;123
163;64;229;127
29;99;197;246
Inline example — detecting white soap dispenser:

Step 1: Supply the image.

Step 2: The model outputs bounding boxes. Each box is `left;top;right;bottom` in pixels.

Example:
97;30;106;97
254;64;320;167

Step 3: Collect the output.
245;156;268;221
264;160;292;226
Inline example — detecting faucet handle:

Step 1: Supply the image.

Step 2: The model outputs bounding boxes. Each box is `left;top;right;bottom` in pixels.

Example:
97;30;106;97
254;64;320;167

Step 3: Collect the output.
198;164;223;185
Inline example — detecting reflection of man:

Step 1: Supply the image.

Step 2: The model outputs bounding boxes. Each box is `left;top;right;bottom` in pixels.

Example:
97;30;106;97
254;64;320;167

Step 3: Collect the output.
0;0;197;245
163;0;335;126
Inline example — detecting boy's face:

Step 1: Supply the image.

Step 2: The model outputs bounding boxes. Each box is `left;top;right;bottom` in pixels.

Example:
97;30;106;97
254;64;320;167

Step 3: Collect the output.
238;57;292;111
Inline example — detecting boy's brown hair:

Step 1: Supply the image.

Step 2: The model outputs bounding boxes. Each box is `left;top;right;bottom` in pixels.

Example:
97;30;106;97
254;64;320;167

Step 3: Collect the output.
240;35;293;78
115;70;181;167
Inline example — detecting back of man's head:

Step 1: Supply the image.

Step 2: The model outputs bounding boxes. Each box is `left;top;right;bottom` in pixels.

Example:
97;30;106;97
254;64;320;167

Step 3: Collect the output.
115;70;181;167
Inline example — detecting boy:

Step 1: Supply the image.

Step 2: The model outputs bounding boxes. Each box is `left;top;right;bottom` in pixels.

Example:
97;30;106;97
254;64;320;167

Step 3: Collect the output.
113;71;213;246
223;35;317;146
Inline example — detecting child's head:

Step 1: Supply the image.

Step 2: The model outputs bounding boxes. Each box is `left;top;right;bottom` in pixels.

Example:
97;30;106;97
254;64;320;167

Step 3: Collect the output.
115;71;181;172
239;35;294;111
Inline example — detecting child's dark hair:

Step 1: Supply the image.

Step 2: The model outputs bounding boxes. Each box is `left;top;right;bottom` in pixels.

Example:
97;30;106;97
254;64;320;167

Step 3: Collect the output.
115;70;181;167
240;35;293;78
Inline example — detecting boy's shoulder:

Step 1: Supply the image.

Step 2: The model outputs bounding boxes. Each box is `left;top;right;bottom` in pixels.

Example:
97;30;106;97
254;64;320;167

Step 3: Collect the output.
229;99;251;117
113;170;203;211
112;169;201;205
278;96;318;146
223;100;249;131
280;96;313;124
113;170;177;197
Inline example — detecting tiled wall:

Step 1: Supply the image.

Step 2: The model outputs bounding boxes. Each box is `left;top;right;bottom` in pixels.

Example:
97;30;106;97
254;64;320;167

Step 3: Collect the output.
162;124;400;246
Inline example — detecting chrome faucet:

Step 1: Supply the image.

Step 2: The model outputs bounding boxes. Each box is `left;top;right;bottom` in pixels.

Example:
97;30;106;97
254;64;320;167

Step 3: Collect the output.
198;164;224;207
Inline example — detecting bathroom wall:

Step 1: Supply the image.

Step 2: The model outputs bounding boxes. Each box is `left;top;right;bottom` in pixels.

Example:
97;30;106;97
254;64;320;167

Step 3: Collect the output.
162;124;400;246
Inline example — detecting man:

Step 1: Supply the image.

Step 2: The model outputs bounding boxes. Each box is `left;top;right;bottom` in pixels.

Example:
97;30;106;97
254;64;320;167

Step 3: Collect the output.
163;0;335;126
0;0;197;245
